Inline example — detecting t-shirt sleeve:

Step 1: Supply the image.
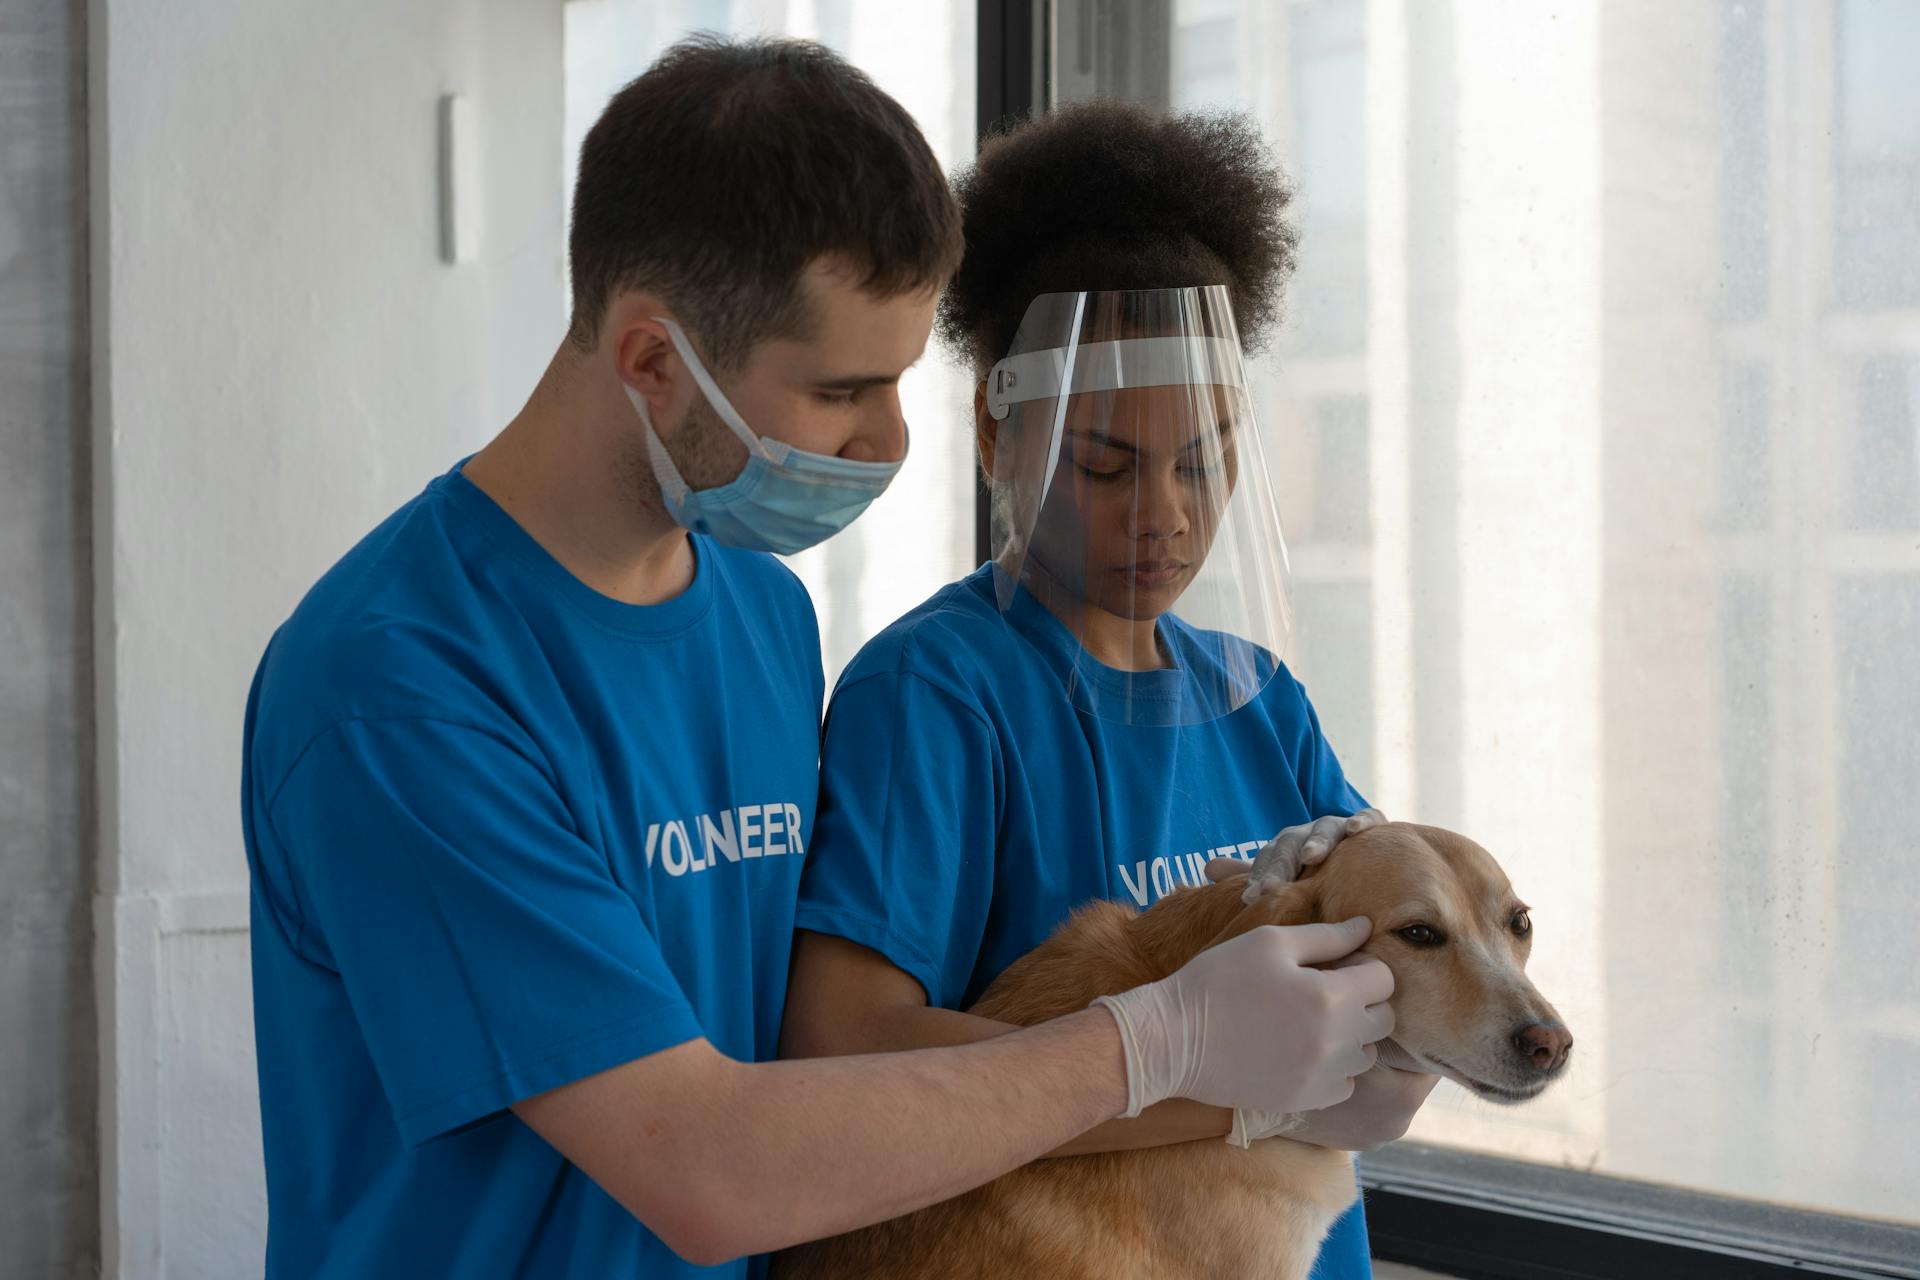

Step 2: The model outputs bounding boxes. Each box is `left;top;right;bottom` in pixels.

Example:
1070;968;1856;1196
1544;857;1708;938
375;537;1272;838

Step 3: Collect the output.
1291;674;1371;818
266;716;705;1146
793;669;1000;1010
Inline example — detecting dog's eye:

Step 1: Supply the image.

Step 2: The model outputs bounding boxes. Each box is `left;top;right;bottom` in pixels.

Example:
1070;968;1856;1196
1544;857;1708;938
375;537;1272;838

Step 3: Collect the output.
1511;911;1532;938
1398;924;1443;947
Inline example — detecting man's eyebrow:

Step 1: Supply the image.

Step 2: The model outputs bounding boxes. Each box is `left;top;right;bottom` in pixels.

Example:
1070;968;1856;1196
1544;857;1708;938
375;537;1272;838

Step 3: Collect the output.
813;372;902;392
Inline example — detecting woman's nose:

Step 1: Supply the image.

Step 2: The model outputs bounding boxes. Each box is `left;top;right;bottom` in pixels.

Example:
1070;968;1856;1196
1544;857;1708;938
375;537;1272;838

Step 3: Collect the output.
1129;467;1190;538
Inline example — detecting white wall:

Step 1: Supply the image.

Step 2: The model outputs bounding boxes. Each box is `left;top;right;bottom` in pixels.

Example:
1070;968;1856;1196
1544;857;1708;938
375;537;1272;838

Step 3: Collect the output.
87;1;565;1273
1;2;96;1275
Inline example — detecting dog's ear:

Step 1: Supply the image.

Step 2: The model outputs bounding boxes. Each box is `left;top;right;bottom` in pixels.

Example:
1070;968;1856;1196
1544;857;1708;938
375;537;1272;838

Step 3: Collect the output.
1206;876;1322;948
1245;875;1321;924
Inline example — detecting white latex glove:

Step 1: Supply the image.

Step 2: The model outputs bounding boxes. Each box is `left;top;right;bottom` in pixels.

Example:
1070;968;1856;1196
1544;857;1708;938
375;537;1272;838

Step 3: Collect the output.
1229;1059;1438;1150
1093;919;1394;1117
1206;808;1388;890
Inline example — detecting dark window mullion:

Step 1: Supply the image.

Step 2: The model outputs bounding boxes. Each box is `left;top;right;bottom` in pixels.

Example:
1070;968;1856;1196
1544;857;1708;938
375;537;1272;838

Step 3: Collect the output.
972;0;1042;567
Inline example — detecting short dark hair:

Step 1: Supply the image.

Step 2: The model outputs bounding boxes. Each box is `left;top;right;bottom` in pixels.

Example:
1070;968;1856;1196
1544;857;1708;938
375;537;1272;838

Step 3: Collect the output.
569;35;963;368
938;101;1298;372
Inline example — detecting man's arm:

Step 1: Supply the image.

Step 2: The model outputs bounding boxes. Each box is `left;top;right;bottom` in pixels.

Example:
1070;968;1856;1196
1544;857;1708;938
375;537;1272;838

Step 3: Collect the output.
778;810;1402;1159
778;935;1434;1160
780;930;1231;1155
519;914;1390;1265
513;1010;1126;1266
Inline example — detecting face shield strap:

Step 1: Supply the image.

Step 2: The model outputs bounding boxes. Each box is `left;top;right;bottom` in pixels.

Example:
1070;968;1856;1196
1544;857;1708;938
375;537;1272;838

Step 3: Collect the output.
984;335;1247;421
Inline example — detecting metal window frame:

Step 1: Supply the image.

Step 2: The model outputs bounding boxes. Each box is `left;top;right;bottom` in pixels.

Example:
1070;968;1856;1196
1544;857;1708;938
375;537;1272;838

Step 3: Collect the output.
1364;1143;1920;1279
972;0;1043;567
970;4;1920;1276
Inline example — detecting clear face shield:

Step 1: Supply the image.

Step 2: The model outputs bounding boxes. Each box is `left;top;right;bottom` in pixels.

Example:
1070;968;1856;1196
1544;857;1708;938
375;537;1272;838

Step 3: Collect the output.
984;286;1292;726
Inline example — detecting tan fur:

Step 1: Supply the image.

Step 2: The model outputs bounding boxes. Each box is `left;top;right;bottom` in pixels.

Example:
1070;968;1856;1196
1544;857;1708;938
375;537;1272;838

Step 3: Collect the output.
772;823;1569;1280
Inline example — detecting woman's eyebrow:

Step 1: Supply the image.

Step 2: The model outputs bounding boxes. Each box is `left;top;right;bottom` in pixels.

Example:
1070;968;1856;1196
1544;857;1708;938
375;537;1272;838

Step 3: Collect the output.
1066;429;1138;455
1180;419;1236;452
1067;419;1235;456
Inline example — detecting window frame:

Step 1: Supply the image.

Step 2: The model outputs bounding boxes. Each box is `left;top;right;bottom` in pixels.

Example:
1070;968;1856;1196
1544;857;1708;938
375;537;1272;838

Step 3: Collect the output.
971;3;1920;1275
972;0;1043;566
1363;1142;1920;1279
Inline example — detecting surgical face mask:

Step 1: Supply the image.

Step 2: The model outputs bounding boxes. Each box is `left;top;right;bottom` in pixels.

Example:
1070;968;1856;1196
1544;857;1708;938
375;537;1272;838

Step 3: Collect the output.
624;317;905;555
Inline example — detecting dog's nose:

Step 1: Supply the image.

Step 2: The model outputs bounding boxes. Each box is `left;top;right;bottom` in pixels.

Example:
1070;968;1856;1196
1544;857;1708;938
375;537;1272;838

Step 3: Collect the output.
1512;1022;1573;1073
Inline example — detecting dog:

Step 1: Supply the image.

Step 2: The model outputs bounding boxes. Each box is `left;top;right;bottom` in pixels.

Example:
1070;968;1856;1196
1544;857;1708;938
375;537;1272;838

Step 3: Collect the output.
773;822;1573;1280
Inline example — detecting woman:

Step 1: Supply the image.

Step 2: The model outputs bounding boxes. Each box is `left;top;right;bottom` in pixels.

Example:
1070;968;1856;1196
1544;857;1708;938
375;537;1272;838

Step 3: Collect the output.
782;102;1432;1278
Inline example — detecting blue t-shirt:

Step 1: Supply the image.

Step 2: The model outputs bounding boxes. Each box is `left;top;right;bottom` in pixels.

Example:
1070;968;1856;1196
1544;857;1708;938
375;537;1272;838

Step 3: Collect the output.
242;463;823;1279
795;565;1374;1278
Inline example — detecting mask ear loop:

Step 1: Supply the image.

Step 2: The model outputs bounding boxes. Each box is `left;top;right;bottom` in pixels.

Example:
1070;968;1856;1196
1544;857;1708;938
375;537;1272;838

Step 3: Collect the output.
624;382;694;511
652;316;769;458
620;316;755;515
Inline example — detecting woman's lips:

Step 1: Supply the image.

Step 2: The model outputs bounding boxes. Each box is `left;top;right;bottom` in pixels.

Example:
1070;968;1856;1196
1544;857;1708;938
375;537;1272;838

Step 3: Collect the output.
1116;559;1187;588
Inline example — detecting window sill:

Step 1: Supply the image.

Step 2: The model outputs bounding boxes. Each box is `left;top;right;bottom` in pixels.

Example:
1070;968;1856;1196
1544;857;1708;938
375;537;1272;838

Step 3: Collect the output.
1362;1142;1920;1280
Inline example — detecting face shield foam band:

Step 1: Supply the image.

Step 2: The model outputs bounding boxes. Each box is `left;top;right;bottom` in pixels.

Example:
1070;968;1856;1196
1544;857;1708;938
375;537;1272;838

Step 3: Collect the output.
985;336;1248;420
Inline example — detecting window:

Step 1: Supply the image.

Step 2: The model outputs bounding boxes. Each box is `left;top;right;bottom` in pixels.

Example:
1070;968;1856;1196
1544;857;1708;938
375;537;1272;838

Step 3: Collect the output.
564;0;979;683
1836;0;1920;309
1048;0;1920;1270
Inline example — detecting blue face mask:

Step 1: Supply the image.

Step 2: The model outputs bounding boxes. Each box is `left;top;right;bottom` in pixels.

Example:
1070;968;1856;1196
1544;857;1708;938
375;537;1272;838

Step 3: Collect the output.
624;317;906;555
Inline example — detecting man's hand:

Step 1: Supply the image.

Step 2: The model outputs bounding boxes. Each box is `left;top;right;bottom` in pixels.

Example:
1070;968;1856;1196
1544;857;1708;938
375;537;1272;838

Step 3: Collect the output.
1230;1060;1439;1151
1094;918;1394;1117
1205;808;1388;889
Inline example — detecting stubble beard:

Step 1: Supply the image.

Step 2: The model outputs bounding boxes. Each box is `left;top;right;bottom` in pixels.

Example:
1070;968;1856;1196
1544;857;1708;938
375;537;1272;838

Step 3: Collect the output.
616;395;751;525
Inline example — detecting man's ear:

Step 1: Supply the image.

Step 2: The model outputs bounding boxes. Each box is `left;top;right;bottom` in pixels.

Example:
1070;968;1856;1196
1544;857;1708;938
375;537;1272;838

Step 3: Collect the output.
615;319;674;394
974;380;999;475
607;296;696;432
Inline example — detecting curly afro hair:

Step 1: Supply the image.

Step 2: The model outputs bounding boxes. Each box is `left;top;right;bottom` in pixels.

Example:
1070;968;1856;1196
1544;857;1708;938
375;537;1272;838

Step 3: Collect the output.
937;100;1298;372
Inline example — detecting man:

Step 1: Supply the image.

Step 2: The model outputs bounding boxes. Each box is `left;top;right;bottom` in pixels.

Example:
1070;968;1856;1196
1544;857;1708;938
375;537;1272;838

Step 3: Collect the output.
242;36;1394;1278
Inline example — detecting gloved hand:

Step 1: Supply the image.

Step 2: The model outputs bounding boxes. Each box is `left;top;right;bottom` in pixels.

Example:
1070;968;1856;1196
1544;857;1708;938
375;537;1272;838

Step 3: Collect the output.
1230;1059;1438;1150
1093;919;1394;1117
1205;808;1388;889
